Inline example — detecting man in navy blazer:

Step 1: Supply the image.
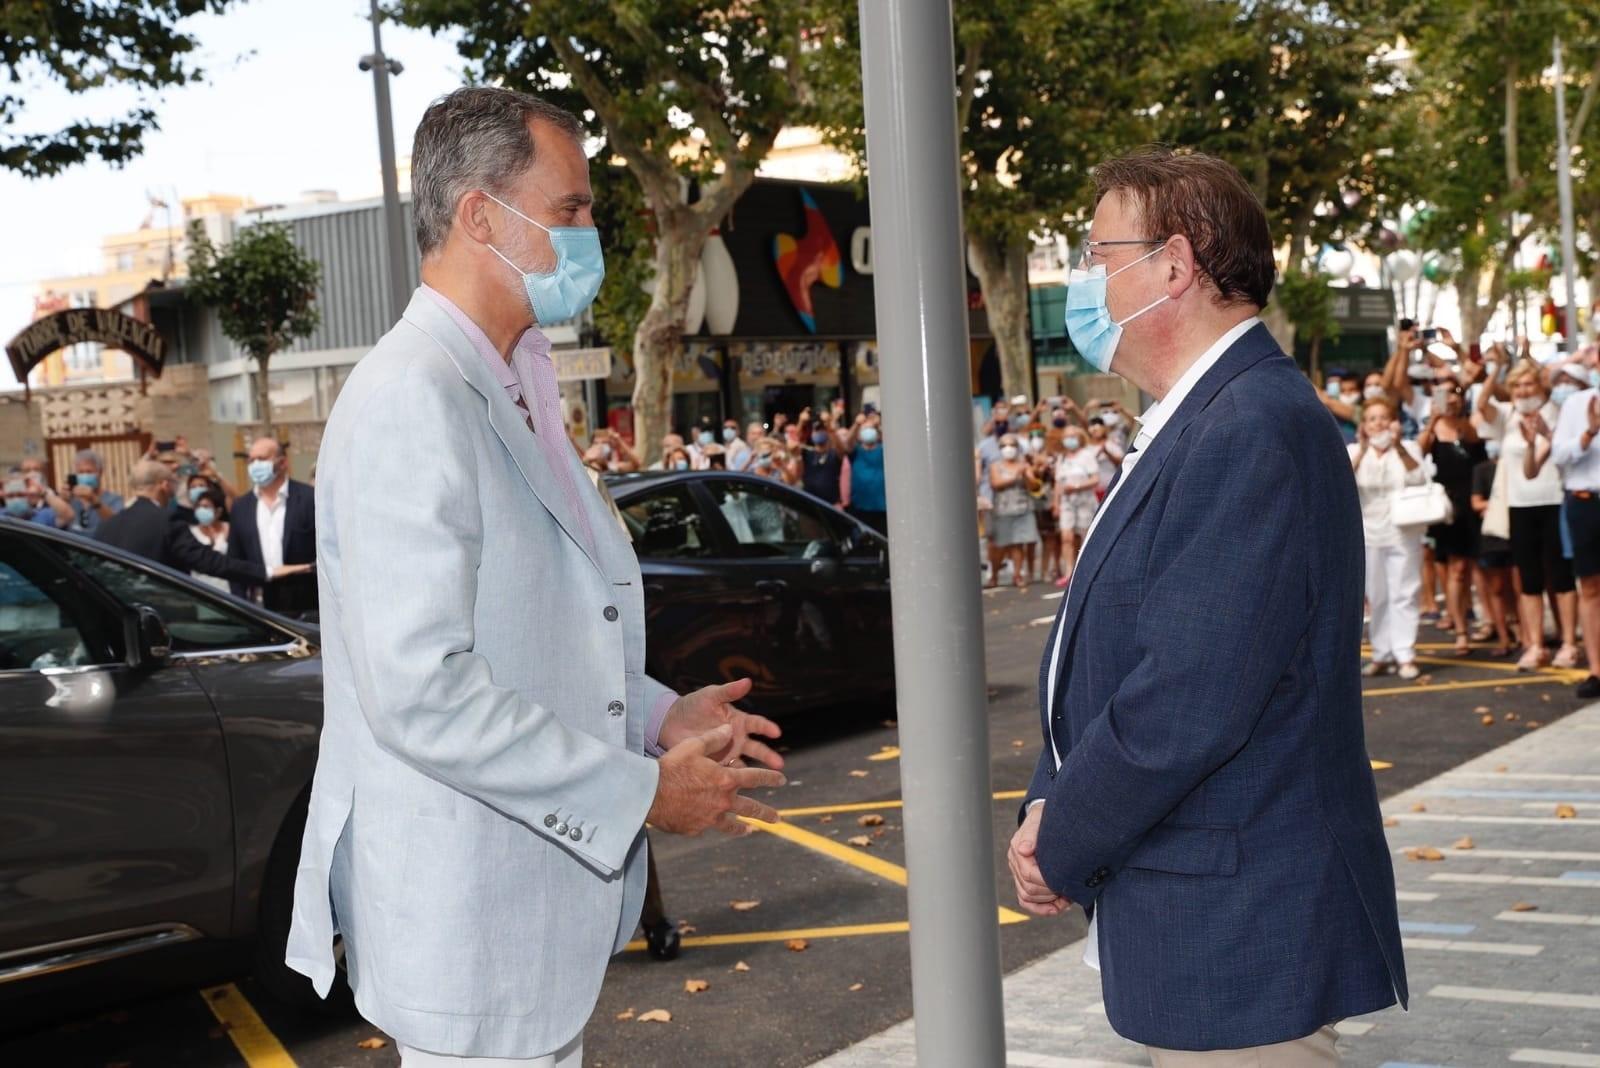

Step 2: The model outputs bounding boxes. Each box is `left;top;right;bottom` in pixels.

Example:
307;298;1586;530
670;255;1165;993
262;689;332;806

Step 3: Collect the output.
1010;150;1406;1063
228;436;318;615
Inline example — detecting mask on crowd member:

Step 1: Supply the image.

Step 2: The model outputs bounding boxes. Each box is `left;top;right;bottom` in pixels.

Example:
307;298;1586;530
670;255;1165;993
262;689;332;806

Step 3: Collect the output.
1065;243;1170;373
1363;384;1385;401
1553;383;1580;408
812;431;830;446
1485;439;1502;461
189;484;208;503
194;506;217;526
673;459;689;471
1052;416;1069;429
990;409;1010;435
1514;396;1543;414
1064;434;1083;451
1027;437;1045;454
482;191;605;324
3;486;30;516
697;430;715;447
722;427;738;443
1369;430;1394;450
1000;444;1020;461
247;459;277;487
1341;389;1361;406
76;472;100;489
1010;413;1030;431
860;427;880;446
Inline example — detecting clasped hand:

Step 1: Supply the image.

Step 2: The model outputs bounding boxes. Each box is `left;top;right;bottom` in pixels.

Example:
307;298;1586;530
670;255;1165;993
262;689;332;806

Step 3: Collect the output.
647;678;787;837
1007;802;1072;917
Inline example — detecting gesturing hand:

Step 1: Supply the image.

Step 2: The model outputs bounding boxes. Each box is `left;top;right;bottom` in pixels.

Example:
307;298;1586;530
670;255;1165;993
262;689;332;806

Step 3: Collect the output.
1008;802;1071;917
658;678;784;770
647;724;787;837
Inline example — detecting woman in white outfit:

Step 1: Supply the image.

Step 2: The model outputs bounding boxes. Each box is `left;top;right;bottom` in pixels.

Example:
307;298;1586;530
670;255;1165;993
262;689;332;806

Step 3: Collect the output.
1350;397;1428;680
186;487;233;594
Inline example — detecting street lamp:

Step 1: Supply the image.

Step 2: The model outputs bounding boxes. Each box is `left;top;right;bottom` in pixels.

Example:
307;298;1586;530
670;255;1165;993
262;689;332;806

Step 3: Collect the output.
361;0;411;326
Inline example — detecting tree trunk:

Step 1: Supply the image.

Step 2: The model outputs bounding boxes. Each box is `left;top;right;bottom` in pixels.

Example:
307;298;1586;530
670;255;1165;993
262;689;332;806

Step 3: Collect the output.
1455;263;1491;351
631;208;709;465
967;229;1032;402
255;353;274;437
1307;333;1323;384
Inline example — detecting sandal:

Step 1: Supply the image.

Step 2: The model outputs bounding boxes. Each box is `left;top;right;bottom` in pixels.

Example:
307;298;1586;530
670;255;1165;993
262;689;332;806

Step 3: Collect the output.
1470;623;1495;642
1516;648;1546;673
1454;635;1472;657
1553;644;1582;670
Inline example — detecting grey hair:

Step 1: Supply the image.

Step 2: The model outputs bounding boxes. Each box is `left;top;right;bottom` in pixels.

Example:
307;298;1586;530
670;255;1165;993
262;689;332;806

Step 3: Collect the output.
130;460;171;491
411;87;585;257
75;448;104;471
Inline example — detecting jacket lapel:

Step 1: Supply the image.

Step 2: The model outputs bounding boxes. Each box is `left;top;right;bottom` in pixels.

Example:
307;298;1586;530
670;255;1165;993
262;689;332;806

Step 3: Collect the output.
1047;323;1282;718
400;292;609;579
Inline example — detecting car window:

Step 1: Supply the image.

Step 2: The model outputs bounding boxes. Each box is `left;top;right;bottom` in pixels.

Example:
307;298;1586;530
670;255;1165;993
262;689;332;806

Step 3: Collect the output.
53;545;285;653
704;480;839;559
620;485;714;559
0;559;94;671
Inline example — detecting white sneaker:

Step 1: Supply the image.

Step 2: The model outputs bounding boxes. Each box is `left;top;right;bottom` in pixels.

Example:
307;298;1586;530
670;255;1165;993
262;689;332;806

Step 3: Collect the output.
1361;660;1393;677
1397;662;1421;680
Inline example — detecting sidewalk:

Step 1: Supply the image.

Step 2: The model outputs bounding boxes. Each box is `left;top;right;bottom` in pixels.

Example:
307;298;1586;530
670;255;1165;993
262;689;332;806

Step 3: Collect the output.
814;705;1600;1068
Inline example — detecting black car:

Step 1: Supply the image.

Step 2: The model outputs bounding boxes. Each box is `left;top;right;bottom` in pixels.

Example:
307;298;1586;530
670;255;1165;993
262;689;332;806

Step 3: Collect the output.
608;470;895;715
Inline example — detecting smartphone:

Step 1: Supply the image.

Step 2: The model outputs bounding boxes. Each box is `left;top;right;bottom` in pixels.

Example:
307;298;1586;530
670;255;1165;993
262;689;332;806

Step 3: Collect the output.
155;439;177;452
66;474;77;488
1421;327;1438;342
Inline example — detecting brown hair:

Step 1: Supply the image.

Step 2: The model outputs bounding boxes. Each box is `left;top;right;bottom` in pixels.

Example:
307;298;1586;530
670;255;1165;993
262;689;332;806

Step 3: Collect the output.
1362;395;1397;418
1092;148;1275;309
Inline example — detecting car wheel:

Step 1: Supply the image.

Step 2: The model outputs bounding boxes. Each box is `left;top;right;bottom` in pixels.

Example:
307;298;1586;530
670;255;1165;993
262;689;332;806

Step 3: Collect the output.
253;796;352;1014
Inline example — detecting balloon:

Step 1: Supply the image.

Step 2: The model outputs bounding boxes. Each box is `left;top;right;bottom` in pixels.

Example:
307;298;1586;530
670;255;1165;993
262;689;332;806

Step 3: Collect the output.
1543;313;1558;337
1376;227;1402;252
1423;255;1449;283
1387;250;1421;282
1401;206;1433;243
1342;189;1363;211
1349;275;1367;287
1321;247;1355;280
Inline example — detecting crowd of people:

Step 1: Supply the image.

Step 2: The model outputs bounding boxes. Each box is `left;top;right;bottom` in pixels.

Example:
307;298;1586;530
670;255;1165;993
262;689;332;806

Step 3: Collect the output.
1326;322;1600;699
576;396;889;534
3;435;318;617
974;392;1134;590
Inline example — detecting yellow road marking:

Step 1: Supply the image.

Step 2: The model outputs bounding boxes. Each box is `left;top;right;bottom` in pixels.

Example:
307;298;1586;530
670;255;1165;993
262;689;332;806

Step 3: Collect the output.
779;789;1027;819
201;984;297;1068
1364;674;1575;697
746;817;1030;924
622;909;1030;953
868;746;901;761
1371;760;1394;770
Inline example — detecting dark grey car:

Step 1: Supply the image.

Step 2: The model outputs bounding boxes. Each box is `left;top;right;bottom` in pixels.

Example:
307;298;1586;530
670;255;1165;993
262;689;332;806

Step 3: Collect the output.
0;516;327;1009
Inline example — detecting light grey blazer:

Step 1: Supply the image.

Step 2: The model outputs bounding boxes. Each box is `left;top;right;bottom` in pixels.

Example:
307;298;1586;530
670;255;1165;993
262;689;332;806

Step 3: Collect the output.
285;291;668;1059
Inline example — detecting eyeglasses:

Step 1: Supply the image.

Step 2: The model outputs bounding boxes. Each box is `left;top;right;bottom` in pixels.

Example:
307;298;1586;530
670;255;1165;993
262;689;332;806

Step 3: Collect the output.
1078;238;1165;269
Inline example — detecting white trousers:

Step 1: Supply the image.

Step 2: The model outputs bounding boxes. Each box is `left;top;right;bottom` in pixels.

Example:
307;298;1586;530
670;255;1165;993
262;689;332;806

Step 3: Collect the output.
399;1036;582;1068
1366;537;1422;665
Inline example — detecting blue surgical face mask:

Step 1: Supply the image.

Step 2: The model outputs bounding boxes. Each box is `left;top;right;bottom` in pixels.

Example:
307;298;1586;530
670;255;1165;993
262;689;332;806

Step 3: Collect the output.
1485;439;1502;462
1065;244;1171;373
698;431;715;447
194;506;217;526
189;485;207;503
1064;436;1082;450
860;427;880;445
247;459;277;487
482;191;604;324
1552;383;1580;408
722;427;738;443
76;472;99;489
812;431;829;445
672;459;689;471
5;498;30;516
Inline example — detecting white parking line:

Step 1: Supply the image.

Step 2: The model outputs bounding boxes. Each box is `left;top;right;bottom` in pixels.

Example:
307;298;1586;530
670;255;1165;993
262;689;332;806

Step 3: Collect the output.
1040;591;1064;602
1393;847;1600;862
1395;890;1439;902
1429;873;1600;889
1386;813;1600;827
1428;985;1600;1010
1029;615;1056;627
1007;1054;1140;1068
1401;936;1543;956
1495;910;1600;926
1510;1050;1600;1067
1447;772;1600;782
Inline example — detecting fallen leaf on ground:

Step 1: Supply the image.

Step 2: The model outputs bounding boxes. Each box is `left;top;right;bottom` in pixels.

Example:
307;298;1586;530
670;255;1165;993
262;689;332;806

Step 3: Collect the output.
881;719;897;728
684;979;710;994
787;939;809;952
847;835;873;848
1382;817;1399;827
1495;686;1508;694
848;983;864;992
818;815;833;824
733;961;751;973
1372;708;1383;716
1527;720;1542;728
1411;802;1427;813
615;1009;636;1021
1556;804;1578;819
1011;739;1025;748
1541;694;1552;703
872;828;887;838
636;1009;673;1024
1418;674;1433;684
729;900;761;911
858;814;885;827
1510;902;1539;912
1504;712;1519;721
1405;846;1445;862
848;770;870;778
1495;765;1509;772
678;922;697;934
1474;705;1491;715
1453;836;1475;850
357;1037;388;1050
1481;714;1495;726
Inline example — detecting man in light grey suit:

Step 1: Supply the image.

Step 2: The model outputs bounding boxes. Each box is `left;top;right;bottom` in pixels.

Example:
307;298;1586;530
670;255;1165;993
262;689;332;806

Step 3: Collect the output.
285;87;787;1067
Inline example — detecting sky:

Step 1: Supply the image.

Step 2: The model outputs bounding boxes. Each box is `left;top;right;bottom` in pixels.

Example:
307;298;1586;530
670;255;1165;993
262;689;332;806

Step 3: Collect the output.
0;0;471;372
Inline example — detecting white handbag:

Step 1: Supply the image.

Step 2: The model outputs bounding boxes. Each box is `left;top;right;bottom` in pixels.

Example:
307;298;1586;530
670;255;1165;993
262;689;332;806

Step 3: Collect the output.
1393;481;1454;529
1480;455;1511;541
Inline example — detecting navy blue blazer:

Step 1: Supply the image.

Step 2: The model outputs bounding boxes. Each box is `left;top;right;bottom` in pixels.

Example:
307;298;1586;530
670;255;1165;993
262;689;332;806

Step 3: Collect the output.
227;479;318;613
1026;323;1407;1050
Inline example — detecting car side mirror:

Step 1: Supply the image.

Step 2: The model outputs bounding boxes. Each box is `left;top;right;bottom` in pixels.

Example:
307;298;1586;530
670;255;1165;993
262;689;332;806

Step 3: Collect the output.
128;604;172;669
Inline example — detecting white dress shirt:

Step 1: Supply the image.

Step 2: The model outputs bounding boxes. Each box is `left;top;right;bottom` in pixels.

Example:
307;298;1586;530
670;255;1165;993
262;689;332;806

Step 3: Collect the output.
1551;387;1600;492
257;480;289;575
1040;315;1260;971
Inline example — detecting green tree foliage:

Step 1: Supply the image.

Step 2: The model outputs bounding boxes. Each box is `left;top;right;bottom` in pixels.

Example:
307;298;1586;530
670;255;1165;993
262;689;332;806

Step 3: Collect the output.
186;221;322;432
1;1;235;177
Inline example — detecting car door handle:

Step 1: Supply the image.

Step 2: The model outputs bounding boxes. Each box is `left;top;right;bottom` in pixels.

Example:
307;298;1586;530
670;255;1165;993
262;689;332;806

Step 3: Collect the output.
755;579;788;596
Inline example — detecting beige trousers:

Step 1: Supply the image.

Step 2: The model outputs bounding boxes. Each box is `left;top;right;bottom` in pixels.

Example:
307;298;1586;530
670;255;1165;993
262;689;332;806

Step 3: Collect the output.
1147;1024;1339;1066
399;1035;582;1068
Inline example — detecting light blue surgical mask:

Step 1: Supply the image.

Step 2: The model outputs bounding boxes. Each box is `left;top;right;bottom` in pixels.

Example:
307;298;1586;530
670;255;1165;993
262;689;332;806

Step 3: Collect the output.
189;485;207;503
76;472;99;489
1065;244;1170;373
194;506;217;526
1552;383;1580;409
673;459;689;472
247;459;277;487
5;498;30;516
860;427;880;446
697;431;715;447
482;191;605;325
722;427;738;443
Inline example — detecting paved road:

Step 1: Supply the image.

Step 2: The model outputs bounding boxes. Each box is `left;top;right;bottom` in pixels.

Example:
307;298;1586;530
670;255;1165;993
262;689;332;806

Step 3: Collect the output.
1;584;1588;1068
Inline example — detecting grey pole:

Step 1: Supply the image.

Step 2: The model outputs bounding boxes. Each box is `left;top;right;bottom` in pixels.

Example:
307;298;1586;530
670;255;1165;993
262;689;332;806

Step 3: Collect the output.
1553;35;1583;350
364;0;411;325
858;3;1007;1066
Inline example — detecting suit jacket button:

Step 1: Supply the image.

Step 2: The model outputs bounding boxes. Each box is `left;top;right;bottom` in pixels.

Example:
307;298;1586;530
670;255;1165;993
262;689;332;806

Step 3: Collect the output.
569;826;583;842
555;822;569;836
544;814;558;828
604;605;619;622
608;700;625;716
